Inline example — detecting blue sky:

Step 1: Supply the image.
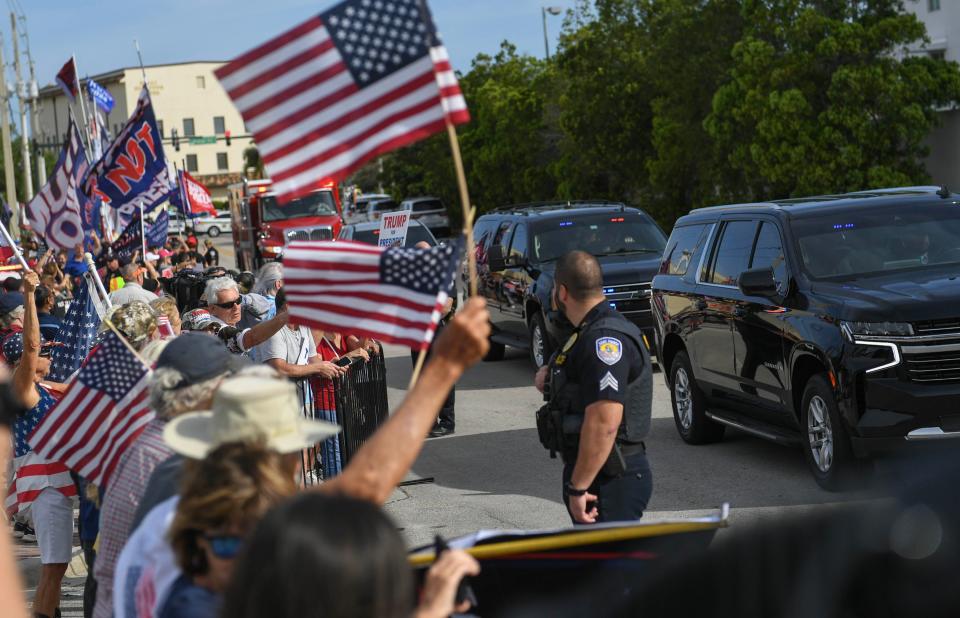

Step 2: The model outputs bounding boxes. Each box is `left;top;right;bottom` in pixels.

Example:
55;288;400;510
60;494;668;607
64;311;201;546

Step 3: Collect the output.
23;0;569;85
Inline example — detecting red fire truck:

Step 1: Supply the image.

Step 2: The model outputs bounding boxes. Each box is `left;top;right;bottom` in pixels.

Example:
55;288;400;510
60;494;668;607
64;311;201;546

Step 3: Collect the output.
228;178;343;271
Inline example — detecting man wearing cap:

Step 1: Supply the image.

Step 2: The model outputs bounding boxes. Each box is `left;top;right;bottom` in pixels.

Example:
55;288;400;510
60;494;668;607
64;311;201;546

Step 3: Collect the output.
98;251;124;293
113;297;493;618
92;333;247;618
108;263;157;306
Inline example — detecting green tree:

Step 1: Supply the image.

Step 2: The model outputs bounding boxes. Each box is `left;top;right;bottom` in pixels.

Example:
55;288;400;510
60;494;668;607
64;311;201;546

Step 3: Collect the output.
705;0;960;201
552;0;653;204
640;0;744;223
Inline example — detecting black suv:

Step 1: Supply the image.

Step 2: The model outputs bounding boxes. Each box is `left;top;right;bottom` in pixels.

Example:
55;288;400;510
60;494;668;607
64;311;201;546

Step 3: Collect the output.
652;187;960;490
473;202;667;367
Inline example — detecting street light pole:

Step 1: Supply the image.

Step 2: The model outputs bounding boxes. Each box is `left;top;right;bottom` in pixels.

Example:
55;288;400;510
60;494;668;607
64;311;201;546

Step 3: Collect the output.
542;6;563;60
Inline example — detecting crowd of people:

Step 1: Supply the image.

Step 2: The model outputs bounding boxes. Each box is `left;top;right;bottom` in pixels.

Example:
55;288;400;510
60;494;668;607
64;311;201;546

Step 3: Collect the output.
0;229;490;618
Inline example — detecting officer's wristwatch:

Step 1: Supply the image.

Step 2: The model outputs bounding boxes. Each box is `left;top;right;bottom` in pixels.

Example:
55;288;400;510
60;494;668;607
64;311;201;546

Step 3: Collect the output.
564;482;588;497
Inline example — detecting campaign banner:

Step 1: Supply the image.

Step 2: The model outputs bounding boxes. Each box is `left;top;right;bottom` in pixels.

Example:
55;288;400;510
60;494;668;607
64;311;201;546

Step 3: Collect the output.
84;88;173;212
377;210;411;248
87;79;115;113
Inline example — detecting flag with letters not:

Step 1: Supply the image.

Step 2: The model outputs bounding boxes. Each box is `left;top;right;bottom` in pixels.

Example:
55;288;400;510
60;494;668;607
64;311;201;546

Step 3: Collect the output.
284;238;462;350
83;88;173;212
214;0;469;205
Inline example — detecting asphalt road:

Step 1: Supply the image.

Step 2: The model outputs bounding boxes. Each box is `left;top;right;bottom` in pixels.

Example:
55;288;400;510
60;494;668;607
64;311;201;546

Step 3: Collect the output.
378;344;877;549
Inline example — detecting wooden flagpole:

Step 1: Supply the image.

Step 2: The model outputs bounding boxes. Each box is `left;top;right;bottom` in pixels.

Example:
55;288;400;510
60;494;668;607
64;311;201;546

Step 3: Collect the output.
406;123;478;390
445;121;477;297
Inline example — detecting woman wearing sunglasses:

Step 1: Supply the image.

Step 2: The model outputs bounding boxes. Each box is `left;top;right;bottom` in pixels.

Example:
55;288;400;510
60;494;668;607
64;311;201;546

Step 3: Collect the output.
161;441;299;618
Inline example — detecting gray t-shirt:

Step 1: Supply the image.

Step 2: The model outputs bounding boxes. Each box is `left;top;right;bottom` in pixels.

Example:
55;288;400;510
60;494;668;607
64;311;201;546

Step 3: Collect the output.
257;325;317;365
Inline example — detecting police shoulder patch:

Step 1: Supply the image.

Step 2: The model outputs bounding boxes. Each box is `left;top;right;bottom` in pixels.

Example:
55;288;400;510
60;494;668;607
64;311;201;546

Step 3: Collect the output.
596;337;623;366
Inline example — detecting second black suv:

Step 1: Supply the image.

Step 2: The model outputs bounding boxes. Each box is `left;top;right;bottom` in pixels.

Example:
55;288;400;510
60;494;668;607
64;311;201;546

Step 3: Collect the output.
652;187;960;490
472;202;667;368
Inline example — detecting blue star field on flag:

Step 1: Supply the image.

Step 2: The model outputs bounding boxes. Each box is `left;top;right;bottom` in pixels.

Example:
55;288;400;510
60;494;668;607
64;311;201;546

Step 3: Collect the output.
48;277;99;383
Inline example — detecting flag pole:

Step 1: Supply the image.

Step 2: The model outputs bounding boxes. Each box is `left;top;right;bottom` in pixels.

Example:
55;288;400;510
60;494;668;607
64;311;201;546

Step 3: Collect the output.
83;252;112;309
71;55;94;152
408;348;427;390
0;218;29;270
139;201;147;259
444;121;477;297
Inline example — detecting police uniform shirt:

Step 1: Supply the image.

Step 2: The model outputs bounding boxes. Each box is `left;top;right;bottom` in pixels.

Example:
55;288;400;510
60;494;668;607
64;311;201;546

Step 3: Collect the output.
568;302;644;408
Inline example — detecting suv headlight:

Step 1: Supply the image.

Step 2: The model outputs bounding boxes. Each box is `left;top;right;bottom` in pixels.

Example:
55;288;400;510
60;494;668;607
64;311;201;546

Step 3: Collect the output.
840;321;914;341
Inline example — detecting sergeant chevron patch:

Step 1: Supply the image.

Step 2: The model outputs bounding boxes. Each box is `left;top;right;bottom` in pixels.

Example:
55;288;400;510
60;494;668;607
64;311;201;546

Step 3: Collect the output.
599;371;619;392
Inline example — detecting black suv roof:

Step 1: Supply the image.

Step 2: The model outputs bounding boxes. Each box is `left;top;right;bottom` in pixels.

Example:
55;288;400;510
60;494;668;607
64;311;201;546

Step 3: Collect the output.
683;186;956;221
486;200;635;220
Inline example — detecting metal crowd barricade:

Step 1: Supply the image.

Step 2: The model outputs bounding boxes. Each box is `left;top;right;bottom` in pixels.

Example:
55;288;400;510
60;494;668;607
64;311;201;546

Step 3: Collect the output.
294;351;390;487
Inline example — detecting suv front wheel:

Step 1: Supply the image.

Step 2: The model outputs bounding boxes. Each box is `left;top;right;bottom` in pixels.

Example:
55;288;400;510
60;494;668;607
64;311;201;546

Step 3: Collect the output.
670;351;725;444
800;375;860;491
529;313;552;368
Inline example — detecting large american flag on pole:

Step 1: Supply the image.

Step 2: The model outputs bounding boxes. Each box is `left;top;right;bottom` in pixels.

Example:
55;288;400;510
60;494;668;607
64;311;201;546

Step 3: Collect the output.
284;239;462;349
28;332;153;488
214;0;469;204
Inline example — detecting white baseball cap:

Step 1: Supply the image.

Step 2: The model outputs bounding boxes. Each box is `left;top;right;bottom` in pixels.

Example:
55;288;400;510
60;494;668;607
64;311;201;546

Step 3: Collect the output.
163;376;340;459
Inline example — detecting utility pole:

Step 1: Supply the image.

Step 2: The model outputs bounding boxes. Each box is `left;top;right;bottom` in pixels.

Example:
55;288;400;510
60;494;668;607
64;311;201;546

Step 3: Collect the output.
0;31;19;235
11;13;31;201
20;12;44;188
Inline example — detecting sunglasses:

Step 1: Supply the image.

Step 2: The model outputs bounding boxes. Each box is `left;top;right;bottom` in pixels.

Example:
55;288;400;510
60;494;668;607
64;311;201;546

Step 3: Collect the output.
204;534;243;560
212;298;242;309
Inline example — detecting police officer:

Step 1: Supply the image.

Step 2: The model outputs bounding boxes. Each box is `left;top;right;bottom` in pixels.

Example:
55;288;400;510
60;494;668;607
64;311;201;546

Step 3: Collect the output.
535;250;653;524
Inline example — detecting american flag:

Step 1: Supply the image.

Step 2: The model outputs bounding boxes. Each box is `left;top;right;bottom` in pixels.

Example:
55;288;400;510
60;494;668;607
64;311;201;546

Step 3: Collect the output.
284;238;462;349
214;0;469;204
29;331;153;488
48;274;100;383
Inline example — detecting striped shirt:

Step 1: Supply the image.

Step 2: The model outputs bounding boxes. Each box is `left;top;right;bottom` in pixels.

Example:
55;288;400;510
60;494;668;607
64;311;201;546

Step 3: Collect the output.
93;418;173;618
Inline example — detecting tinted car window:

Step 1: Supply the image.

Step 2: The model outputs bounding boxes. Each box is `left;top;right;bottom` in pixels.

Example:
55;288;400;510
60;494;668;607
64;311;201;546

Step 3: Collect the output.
509;224;528;260
493;222;513;247
532;212;666;263
660;224;706;276
411;199;443;212
369;200;399;213
792;202;960;280
262;192;337;222
751;222;788;292
708;221;758;286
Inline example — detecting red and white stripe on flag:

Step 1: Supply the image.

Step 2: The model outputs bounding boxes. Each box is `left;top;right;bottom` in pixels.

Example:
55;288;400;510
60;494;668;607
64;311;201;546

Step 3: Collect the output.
28;333;154;488
214;0;469;204
283;240;451;350
5;453;77;516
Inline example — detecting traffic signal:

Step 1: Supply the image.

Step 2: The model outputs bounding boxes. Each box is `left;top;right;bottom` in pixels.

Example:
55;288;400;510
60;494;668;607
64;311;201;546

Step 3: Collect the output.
172;128;180;151
225;130;232;146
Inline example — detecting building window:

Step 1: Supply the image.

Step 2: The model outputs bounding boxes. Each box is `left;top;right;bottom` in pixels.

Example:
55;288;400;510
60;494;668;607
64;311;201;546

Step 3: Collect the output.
157;119;164;137
196;75;206;88
186;154;199;172
216;152;229;171
213;116;226;135
183;118;195;137
929;0;941;11
930;49;946;61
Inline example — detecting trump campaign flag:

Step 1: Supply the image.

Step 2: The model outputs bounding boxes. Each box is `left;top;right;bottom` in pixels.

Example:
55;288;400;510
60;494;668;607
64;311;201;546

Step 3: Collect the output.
84;89;173;212
171;169;217;217
29;331;153;488
26;118;90;250
214;0;469;204
284;238;462;349
87;78;115;113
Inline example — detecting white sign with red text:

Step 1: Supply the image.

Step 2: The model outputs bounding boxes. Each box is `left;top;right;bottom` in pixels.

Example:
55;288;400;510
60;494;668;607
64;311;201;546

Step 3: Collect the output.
377;210;411;248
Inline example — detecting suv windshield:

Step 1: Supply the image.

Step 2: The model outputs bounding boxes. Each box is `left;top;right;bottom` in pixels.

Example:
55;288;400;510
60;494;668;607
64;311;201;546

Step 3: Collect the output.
369;199;399;213
793;202;960;280
261;191;337;222
410;199;443;212
532;213;666;263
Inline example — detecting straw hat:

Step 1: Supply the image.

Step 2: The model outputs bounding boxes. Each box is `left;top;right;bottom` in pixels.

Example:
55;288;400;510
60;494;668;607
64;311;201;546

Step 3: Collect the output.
163;376;340;459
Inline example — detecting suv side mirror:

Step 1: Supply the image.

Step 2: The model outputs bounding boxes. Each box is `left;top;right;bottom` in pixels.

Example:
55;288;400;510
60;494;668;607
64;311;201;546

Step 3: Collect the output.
488;244;507;272
738;267;779;299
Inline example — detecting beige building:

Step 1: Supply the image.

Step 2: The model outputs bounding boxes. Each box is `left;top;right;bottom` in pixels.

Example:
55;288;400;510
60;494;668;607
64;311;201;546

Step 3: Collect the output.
36;60;252;200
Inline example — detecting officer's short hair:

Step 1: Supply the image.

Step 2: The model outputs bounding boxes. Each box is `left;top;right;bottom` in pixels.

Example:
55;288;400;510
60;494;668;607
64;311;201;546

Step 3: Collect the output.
555;250;603;301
